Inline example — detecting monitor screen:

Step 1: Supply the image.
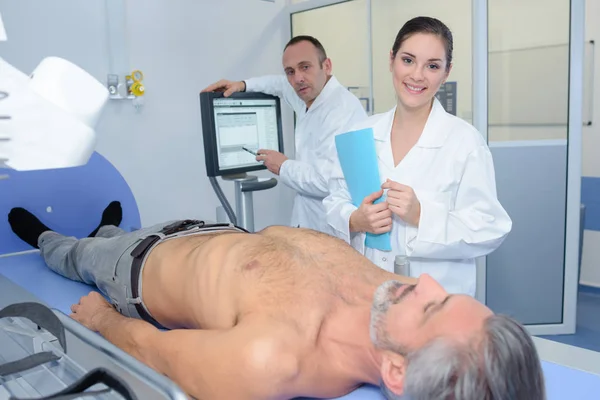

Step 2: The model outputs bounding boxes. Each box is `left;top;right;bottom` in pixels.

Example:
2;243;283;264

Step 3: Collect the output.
200;92;284;177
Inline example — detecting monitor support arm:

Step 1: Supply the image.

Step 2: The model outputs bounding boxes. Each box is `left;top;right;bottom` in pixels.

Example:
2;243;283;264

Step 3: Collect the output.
210;174;277;232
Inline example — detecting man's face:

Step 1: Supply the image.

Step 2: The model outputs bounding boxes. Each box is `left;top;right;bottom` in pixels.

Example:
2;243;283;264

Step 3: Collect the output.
371;274;492;354
282;41;331;108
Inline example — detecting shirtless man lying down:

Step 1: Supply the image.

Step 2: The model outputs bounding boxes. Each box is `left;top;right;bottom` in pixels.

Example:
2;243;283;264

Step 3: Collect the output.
8;202;545;400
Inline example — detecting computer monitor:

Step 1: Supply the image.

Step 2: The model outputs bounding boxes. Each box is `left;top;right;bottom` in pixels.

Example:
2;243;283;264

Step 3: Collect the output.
200;91;284;177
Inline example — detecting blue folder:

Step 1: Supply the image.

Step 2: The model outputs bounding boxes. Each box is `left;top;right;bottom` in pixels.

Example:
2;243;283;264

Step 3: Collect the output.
334;128;391;251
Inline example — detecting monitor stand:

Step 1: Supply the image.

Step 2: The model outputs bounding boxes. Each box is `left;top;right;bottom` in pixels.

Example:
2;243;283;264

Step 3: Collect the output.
210;173;277;232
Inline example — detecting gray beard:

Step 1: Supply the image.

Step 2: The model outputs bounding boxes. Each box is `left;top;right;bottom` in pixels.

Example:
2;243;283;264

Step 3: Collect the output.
370;280;414;355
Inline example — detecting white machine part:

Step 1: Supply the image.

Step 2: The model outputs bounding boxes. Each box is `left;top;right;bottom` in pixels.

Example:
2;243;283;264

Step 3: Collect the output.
0;57;109;171
0;10;109;173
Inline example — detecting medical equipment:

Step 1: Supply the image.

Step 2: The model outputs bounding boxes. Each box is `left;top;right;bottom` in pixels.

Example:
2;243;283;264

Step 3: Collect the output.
0;95;182;399
0;56;108;172
0;11;107;171
393;255;410;276
0;12;185;397
0;273;186;399
199;91;284;231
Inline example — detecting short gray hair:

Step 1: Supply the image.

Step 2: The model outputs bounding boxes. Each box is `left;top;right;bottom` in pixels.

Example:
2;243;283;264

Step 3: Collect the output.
381;314;546;400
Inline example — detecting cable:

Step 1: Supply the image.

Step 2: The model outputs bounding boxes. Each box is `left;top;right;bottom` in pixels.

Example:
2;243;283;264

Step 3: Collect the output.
209;176;237;225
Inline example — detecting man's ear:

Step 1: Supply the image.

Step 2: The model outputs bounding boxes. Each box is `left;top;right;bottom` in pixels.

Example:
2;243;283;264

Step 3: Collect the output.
389;50;394;72
323;57;333;74
380;351;407;396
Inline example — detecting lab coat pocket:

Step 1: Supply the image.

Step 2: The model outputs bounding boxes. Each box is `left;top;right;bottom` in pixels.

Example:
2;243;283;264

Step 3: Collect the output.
406;190;452;254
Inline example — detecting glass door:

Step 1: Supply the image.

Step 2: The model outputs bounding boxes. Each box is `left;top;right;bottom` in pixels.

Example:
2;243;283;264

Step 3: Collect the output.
484;0;584;335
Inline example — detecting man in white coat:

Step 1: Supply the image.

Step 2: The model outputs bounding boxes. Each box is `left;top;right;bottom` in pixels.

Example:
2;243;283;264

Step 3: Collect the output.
202;35;367;235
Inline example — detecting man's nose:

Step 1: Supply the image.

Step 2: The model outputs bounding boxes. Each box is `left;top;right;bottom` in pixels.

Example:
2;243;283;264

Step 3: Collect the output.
294;72;305;84
416;273;446;295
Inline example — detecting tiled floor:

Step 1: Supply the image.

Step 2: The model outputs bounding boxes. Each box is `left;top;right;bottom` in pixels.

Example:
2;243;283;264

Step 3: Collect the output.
537;285;600;352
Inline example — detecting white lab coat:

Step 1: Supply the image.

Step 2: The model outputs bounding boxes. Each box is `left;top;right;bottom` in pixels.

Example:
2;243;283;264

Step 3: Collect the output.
324;98;512;295
245;75;367;234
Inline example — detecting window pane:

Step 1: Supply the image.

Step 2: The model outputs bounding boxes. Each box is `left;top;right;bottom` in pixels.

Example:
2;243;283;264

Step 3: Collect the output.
488;0;570;142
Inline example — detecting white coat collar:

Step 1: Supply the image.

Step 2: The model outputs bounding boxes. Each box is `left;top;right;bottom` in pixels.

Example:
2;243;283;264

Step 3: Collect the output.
373;97;450;148
306;75;342;112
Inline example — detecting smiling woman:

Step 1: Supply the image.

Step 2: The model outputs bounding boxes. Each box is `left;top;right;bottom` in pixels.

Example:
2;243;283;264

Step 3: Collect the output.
389;18;452;114
324;16;512;296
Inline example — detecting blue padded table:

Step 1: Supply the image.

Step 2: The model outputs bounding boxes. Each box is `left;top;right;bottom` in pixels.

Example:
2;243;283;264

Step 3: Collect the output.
0;252;101;311
1;253;600;400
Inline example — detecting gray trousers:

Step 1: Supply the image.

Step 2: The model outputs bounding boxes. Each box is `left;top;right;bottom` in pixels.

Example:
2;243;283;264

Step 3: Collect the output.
37;221;177;320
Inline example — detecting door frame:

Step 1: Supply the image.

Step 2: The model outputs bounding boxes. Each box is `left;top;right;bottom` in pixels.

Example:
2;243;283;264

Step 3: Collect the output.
529;0;584;335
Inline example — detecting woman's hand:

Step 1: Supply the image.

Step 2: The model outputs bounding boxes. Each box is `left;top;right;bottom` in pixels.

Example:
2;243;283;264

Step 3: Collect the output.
381;179;421;226
349;189;393;234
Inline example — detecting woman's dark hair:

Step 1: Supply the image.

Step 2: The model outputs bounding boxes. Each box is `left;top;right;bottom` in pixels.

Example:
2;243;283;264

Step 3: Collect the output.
391;16;453;71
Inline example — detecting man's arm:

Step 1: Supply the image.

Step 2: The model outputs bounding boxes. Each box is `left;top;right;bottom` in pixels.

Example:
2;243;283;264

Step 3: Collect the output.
244;75;306;115
99;312;298;399
278;159;329;198
202;76;305;117
279;104;366;198
72;293;299;400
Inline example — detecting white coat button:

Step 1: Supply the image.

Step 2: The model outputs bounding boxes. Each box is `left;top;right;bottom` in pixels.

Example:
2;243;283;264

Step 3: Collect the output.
382;257;387;262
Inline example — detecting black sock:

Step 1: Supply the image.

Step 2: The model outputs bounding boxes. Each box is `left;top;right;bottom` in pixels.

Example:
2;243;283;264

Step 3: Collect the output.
88;201;123;237
8;208;52;249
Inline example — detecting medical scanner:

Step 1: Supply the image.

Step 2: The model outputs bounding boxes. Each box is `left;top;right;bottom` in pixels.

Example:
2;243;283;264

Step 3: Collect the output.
1;14;599;400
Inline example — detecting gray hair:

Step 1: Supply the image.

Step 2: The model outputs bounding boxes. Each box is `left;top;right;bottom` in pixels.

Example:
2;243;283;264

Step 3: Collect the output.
380;314;546;400
370;280;412;355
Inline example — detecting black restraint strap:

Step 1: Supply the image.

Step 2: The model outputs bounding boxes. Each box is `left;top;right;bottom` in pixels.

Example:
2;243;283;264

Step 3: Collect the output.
0;302;66;376
129;235;162;328
0;352;60;377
